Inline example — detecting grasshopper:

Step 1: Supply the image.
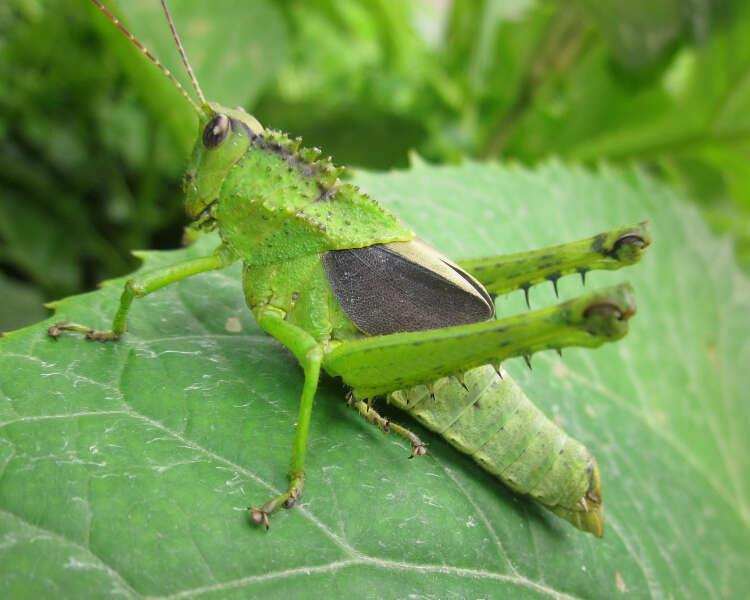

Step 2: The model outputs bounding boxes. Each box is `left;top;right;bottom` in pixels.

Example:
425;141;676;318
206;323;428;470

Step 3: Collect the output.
50;0;650;537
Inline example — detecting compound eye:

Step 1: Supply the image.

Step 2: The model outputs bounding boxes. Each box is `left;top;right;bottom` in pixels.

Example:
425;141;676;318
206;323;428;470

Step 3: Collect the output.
203;114;230;148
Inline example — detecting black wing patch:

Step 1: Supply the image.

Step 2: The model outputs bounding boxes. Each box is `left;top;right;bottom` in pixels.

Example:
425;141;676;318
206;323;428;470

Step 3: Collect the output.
323;244;493;336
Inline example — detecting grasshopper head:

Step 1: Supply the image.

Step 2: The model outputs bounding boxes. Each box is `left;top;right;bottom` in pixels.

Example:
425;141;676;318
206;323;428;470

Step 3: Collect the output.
184;103;264;224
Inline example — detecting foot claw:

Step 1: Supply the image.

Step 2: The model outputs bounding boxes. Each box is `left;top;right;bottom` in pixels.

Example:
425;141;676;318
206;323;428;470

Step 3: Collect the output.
249;507;270;530
48;322;75;339
409;442;427;458
248;481;302;530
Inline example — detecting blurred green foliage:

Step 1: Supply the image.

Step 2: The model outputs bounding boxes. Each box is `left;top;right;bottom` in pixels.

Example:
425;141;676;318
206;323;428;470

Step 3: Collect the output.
1;0;748;332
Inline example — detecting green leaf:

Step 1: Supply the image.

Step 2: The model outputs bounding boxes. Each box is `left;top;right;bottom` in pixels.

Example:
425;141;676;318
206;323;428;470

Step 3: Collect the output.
577;0;709;70
499;1;750;270
1;162;747;598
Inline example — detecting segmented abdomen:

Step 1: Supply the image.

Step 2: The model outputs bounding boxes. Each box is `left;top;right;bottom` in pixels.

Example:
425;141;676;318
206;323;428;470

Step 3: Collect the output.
388;364;599;521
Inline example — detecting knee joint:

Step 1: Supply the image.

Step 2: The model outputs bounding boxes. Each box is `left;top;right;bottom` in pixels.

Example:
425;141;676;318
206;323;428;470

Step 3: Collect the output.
302;346;323;371
126;279;146;297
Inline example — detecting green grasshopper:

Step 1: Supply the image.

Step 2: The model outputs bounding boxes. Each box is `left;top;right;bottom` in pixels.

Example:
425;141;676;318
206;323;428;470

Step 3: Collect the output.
50;0;650;537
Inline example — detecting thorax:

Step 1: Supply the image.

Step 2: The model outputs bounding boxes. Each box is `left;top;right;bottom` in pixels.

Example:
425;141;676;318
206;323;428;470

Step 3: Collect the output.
242;253;361;345
212;130;414;268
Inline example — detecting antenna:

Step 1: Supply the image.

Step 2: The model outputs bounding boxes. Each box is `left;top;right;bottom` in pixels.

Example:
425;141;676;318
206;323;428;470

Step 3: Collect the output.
159;0;207;107
89;0;202;115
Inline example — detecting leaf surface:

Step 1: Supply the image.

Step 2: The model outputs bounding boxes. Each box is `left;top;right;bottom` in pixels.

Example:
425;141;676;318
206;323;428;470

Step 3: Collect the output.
1;163;748;598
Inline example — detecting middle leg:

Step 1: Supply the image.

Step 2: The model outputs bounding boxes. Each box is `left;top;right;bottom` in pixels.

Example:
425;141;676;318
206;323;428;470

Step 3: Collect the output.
248;307;323;529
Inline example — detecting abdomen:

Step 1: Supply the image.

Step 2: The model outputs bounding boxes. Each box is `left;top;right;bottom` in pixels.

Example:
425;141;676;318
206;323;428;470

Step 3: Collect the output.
388;364;603;535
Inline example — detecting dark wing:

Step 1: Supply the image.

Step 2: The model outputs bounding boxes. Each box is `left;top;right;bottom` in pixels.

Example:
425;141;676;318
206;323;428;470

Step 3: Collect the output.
322;239;494;336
